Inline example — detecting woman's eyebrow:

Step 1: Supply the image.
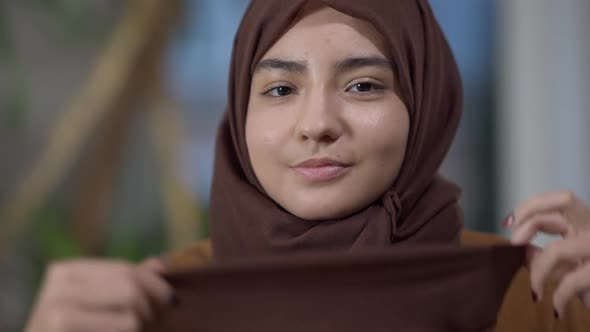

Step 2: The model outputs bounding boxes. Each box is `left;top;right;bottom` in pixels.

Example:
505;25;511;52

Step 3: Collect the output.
253;56;392;75
334;56;393;73
254;58;307;74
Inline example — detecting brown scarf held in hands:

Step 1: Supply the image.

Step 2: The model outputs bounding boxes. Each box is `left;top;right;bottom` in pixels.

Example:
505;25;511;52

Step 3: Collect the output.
148;245;524;332
146;0;526;331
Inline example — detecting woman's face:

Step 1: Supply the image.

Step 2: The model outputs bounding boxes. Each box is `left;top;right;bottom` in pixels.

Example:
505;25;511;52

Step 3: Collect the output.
246;6;409;220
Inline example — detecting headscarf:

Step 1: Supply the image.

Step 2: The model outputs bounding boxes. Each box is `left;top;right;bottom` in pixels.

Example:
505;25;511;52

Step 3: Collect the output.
210;0;464;259
149;2;526;331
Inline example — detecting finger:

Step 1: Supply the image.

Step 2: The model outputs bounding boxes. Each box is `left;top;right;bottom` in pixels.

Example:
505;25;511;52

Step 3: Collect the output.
138;258;167;274
44;307;141;332
524;244;577;287
510;213;571;245
530;236;590;300
525;244;542;270
553;262;590;316
512;190;578;227
44;261;154;323
46;259;129;282
133;266;175;308
137;257;176;308
524;244;577;282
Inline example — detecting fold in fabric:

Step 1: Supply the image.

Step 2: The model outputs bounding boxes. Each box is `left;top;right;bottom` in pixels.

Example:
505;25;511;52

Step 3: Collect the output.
145;245;525;332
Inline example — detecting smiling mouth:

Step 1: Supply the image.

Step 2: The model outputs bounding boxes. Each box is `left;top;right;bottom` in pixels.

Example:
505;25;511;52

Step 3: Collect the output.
292;158;352;182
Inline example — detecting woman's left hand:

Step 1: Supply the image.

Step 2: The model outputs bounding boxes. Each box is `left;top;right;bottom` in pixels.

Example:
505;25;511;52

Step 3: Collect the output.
505;190;590;317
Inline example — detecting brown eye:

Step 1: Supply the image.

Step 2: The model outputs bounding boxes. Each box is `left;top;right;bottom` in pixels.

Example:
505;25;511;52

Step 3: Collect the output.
354;82;373;92
264;85;294;97
349;82;384;93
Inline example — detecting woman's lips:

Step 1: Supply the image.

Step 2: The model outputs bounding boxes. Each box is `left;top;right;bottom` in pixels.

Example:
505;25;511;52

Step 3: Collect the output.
292;158;352;182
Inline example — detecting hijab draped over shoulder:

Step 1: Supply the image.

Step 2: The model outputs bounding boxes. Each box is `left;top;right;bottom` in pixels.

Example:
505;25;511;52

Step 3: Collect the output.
210;0;464;259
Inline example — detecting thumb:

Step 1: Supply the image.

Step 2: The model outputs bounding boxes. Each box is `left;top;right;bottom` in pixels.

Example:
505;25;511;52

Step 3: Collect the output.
138;257;167;274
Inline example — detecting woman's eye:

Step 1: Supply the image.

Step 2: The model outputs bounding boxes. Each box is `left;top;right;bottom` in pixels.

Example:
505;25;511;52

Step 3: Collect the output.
348;82;384;94
264;86;294;97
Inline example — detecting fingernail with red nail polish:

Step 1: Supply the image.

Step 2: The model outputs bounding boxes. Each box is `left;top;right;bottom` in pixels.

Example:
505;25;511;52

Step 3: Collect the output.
553;309;560;319
531;291;538;303
501;214;515;228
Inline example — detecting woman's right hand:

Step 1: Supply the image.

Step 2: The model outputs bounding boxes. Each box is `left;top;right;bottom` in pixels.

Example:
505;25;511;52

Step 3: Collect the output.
24;257;175;332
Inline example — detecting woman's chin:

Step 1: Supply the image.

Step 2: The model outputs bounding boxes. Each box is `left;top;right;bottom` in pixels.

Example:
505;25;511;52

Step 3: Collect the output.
267;178;385;221
280;196;367;221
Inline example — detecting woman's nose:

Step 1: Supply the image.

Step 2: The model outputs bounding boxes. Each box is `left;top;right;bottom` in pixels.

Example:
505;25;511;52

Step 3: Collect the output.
294;91;344;144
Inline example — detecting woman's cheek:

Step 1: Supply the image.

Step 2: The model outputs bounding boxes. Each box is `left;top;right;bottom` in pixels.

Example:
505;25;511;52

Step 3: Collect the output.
247;112;290;164
355;109;408;158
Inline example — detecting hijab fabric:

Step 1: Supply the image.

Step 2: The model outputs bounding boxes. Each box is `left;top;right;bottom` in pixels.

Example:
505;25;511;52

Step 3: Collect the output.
149;245;524;332
147;1;526;331
210;0;464;258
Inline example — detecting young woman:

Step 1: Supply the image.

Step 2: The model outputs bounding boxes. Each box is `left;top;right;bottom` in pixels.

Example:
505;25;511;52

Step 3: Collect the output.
25;0;590;331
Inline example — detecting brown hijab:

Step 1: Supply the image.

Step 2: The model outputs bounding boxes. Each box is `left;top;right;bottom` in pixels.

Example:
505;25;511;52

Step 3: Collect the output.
150;245;524;332
147;2;526;331
210;0;464;259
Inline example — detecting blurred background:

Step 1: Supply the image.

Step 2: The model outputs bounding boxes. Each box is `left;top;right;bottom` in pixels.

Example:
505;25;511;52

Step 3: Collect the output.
0;0;588;330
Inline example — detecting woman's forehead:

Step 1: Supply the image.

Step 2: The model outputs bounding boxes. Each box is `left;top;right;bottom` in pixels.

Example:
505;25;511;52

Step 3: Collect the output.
260;6;388;62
